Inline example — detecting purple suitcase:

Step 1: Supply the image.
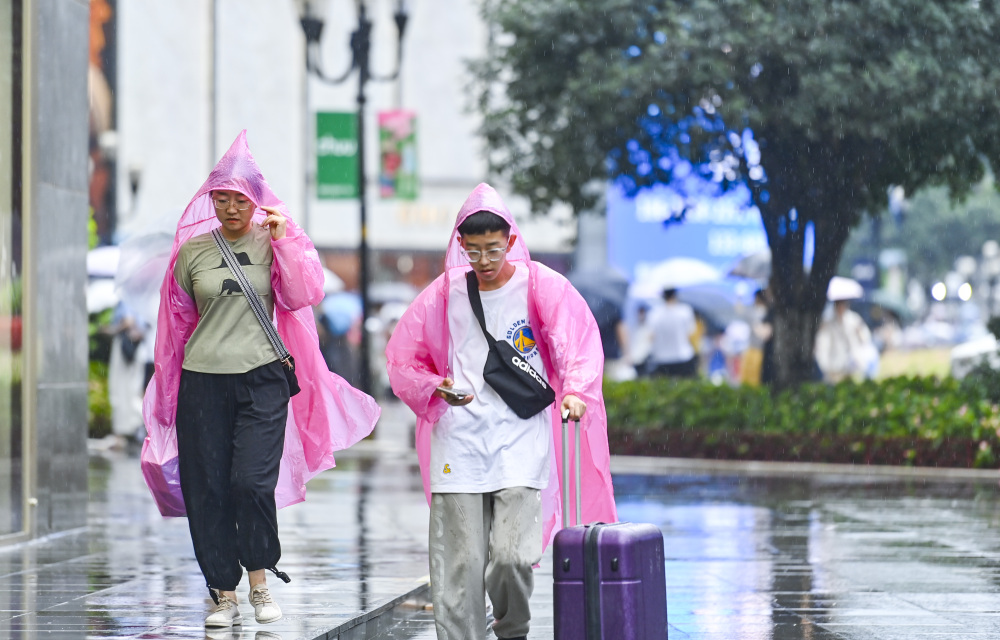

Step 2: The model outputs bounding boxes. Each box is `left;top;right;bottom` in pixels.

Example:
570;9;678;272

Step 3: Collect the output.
553;418;668;639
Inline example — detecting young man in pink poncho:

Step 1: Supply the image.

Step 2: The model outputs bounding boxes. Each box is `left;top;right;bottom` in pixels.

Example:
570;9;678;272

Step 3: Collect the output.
386;183;617;640
142;131;380;628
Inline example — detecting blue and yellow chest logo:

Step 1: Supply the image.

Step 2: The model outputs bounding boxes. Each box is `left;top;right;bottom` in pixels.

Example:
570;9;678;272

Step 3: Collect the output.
512;326;537;355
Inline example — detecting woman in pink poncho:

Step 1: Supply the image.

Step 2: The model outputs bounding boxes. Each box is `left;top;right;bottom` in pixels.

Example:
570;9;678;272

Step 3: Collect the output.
385;183;617;639
141;131;379;628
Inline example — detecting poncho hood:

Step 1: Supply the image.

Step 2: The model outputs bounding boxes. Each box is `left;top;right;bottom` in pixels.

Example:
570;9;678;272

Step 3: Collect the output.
444;182;530;269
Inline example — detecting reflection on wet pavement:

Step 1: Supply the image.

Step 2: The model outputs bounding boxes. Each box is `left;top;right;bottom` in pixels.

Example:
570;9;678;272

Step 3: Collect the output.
378;471;1000;640
0;450;432;640
608;473;1000;639
2;444;1000;639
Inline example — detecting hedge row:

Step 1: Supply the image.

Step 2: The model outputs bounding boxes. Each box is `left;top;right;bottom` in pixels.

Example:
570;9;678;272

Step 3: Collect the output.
603;376;1000;468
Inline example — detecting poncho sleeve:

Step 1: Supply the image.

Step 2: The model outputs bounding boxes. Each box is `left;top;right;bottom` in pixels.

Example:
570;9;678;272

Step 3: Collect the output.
534;267;605;419
385;275;450;425
271;225;324;311
150;271;199;429
529;263;617;540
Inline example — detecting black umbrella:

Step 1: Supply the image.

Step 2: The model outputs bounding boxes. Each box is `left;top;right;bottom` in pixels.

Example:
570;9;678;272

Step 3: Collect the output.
728;249;771;281
676;286;741;334
568;268;629;310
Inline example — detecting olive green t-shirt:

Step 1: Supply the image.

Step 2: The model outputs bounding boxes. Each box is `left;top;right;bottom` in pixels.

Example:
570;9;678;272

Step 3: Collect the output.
174;225;279;374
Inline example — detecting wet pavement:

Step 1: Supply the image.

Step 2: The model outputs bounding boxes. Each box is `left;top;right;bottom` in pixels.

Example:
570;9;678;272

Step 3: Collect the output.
2;404;1000;639
0;436;433;639
615;471;1000;639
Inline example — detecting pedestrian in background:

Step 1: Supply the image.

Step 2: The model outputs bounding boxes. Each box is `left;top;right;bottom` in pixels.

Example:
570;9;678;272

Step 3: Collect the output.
647;288;699;377
741;289;772;386
815;299;876;383
629;303;654;376
143;131;379;629
385;183;617;640
108;300;150;445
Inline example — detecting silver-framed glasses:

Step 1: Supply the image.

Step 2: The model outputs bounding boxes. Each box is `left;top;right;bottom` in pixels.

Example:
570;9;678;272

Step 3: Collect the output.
461;247;506;263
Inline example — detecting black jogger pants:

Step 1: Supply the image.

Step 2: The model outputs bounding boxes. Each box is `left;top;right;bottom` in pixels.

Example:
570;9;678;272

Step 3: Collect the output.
176;360;289;591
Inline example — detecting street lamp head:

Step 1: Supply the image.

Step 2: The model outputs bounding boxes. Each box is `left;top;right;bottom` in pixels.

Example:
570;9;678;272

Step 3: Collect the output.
294;0;325;44
394;1;409;42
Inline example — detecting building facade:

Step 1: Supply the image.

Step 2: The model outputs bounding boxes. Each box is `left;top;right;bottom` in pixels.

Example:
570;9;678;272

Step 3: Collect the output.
114;0;576;291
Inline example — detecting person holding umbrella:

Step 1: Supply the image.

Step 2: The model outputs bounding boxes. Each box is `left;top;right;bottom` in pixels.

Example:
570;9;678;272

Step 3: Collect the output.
815;277;877;382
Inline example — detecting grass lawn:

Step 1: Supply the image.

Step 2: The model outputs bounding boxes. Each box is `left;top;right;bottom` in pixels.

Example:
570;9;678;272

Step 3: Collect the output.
878;347;952;379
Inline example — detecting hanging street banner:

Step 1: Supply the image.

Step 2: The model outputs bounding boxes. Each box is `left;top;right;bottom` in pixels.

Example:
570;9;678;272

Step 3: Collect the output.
316;112;358;199
378;110;418;200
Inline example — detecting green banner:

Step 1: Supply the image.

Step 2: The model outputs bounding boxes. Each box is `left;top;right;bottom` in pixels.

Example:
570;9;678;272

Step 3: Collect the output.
316;112;358;200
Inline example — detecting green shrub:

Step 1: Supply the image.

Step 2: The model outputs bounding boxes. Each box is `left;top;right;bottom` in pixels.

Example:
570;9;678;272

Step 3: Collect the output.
88;360;111;439
604;377;1000;468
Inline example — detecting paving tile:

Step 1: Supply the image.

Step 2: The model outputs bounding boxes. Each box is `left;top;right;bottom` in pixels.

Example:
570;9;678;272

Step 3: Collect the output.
8;404;1000;639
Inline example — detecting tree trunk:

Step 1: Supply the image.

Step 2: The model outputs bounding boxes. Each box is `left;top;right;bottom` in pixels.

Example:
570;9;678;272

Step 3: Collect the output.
755;148;857;391
771;304;822;389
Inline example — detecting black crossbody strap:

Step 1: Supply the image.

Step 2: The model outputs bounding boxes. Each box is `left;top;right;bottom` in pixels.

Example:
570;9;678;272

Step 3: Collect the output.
465;270;498;347
211;229;291;364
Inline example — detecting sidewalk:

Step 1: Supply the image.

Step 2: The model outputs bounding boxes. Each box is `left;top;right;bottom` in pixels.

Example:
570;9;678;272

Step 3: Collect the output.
5;399;1000;639
0;431;434;640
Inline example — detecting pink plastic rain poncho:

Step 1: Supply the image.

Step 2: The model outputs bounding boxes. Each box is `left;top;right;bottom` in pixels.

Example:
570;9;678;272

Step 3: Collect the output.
141;130;380;517
385;183;617;547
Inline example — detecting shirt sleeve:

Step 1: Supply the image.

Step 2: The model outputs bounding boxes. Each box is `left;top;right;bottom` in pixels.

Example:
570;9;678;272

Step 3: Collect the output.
173;244;193;298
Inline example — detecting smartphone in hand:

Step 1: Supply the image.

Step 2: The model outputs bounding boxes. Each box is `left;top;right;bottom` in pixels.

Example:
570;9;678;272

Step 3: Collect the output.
437;386;471;402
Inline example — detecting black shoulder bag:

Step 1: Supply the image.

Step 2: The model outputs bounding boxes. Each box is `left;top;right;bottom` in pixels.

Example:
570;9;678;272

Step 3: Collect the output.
466;270;554;419
212;229;301;396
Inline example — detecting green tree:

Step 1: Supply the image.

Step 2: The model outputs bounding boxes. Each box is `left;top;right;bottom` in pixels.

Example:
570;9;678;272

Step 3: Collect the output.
472;0;1000;388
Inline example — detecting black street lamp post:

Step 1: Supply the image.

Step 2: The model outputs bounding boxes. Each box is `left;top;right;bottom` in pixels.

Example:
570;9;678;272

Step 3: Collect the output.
295;0;408;395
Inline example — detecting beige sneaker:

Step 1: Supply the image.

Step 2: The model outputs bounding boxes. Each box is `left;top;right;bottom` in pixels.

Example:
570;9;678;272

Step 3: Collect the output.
249;583;282;624
205;591;243;628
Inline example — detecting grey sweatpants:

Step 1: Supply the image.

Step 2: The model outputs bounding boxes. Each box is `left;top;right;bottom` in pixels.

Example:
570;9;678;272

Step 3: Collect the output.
429;488;543;640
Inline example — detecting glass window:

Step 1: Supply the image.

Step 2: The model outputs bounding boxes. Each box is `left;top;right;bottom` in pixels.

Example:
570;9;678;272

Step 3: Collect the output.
0;0;24;537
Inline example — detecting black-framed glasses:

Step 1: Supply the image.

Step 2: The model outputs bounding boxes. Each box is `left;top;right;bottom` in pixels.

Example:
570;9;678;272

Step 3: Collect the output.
213;197;253;211
461;247;506;263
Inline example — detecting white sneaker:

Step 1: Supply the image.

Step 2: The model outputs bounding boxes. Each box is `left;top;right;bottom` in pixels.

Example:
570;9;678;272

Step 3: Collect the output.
205;592;243;628
249;584;282;624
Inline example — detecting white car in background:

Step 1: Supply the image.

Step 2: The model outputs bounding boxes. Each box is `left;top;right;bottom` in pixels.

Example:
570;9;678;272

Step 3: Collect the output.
951;333;1000;379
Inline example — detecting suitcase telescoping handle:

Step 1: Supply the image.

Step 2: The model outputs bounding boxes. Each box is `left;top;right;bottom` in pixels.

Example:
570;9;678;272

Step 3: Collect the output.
561;412;583;529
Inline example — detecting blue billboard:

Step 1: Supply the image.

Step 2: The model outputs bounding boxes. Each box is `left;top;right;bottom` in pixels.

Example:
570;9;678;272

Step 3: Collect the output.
607;182;768;281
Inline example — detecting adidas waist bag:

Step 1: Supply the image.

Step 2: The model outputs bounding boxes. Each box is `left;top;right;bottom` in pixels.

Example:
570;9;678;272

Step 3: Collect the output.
466;270;556;419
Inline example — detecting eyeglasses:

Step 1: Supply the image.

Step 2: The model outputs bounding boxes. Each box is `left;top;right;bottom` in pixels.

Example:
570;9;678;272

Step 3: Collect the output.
461;247;507;263
213;198;253;211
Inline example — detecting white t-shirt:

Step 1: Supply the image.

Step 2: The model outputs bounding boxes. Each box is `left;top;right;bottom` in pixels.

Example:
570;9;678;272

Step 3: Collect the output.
647;301;696;364
430;264;552;493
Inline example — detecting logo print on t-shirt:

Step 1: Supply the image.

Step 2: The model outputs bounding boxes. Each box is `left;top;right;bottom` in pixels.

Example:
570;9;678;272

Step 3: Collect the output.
442;464;452;474
216;252;253;269
219;279;243;296
511;326;537;355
